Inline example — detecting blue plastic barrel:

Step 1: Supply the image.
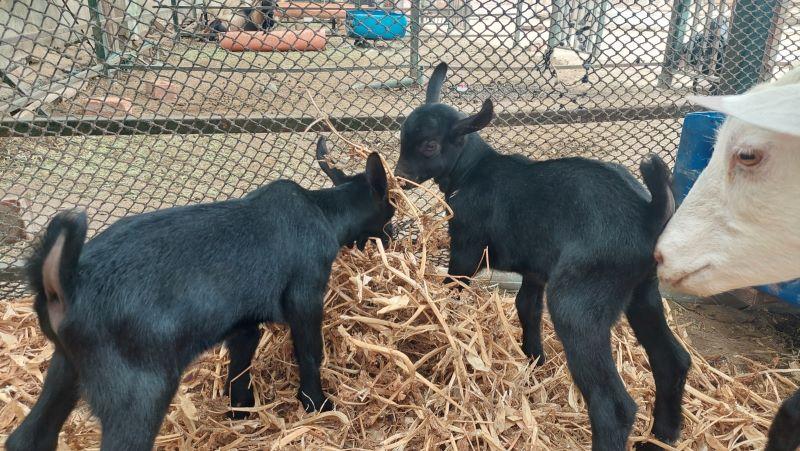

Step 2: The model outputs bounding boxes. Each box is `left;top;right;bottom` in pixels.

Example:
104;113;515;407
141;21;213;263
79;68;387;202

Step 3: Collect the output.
346;10;407;40
673;112;726;201
674;111;800;305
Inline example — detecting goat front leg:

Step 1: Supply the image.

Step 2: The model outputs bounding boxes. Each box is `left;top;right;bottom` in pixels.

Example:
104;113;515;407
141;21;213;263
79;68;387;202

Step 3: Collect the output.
516;276;546;366
444;235;485;289
225;324;262;419
285;281;332;413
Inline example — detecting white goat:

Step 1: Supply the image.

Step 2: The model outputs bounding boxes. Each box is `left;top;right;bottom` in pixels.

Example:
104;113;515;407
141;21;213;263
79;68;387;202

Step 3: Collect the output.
655;67;800;451
656;68;800;296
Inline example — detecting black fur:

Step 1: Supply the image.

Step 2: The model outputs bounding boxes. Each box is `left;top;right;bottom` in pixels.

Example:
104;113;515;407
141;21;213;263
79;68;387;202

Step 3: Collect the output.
241;0;277;32
7;138;394;451
395;62;690;451
767;389;800;451
202;1;276;42
206;17;228;42
26;208;87;344
639;153;676;234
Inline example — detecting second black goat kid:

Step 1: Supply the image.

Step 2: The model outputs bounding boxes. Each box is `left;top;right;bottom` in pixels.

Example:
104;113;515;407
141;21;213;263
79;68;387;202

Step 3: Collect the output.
6;138;394;451
395;62;690;451
202;0;277;42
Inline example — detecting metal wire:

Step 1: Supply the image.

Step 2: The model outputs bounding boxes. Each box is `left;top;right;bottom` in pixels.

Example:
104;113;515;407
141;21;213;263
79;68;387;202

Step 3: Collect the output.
0;0;796;295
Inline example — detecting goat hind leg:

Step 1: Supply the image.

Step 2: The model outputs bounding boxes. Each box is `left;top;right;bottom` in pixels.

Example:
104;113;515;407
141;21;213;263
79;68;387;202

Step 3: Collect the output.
548;280;637;451
88;363;179;451
6;351;79;451
627;277;690;450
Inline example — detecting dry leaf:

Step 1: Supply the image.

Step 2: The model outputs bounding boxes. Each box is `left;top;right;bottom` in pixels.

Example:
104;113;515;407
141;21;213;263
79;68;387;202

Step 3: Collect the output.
466;353;490;372
375;294;411;315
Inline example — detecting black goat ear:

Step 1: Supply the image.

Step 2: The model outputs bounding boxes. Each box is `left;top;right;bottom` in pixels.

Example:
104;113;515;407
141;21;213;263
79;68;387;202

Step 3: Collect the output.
426;62;448;104
316;136;348;185
450;98;493;138
365;152;388;200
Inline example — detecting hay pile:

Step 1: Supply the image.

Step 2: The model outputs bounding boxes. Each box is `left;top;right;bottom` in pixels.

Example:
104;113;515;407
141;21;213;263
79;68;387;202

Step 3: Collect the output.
1;140;798;450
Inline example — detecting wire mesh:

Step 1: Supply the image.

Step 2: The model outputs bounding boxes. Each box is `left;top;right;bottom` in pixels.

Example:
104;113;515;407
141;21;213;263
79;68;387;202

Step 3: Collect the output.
0;0;797;295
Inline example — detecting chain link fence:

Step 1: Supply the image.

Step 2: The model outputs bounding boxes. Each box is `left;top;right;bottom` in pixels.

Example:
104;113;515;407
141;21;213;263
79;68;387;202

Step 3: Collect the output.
1;0;797;295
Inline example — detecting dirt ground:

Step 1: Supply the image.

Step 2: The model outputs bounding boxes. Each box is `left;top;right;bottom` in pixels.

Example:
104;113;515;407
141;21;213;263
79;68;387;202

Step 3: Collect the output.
667;292;800;373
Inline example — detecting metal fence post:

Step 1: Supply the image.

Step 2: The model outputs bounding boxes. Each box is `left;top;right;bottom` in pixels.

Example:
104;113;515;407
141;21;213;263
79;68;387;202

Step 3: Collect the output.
514;0;525;45
658;0;691;88
718;0;781;94
87;0;109;75
586;0;610;65
410;0;422;83
170;0;181;42
547;0;567;50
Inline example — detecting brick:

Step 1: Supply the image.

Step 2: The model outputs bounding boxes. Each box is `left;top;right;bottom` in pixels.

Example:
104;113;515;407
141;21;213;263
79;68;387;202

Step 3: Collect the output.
149;79;179;103
85;96;133;117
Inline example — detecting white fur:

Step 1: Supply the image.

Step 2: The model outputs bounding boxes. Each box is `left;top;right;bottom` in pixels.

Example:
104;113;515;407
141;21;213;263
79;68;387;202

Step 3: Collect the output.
656;69;800;296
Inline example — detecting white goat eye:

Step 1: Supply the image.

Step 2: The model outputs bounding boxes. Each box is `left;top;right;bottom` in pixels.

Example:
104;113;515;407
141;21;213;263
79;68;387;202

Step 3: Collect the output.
735;150;764;167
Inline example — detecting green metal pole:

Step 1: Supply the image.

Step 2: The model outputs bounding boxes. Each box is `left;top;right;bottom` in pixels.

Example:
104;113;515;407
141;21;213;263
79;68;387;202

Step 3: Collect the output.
513;0;525;45
170;0;181;42
587;0;610;65
547;0;566;50
87;0;109;74
718;0;781;94
658;0;691;88
410;0;422;83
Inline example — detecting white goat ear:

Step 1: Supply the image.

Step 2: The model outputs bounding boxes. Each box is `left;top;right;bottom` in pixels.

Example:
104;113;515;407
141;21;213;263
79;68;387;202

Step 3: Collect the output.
687;85;800;138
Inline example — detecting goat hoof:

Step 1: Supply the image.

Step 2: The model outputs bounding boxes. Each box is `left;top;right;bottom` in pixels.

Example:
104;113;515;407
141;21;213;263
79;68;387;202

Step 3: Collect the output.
227;408;250;420
227;391;255;419
522;345;546;366
318;398;335;412
529;351;546;367
634;441;668;451
300;394;334;413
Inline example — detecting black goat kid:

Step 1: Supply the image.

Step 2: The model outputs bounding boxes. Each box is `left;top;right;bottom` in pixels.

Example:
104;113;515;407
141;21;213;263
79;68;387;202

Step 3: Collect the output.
202;0;277;42
394;63;691;451
7;138;394;451
766;389;800;451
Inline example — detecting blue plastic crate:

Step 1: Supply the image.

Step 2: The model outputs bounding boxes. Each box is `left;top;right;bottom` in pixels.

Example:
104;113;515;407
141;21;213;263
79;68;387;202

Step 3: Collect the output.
346;10;407;40
674;111;800;305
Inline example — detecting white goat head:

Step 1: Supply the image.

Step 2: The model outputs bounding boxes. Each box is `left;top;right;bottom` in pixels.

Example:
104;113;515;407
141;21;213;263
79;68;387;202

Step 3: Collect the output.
656;68;800;296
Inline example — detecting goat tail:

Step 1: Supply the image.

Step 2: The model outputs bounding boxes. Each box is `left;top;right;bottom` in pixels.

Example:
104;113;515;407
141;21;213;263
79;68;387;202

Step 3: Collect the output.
27;208;87;339
639;154;675;236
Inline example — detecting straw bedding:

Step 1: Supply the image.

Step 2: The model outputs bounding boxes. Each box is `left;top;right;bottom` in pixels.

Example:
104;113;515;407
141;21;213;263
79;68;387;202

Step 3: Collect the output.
1;141;798;450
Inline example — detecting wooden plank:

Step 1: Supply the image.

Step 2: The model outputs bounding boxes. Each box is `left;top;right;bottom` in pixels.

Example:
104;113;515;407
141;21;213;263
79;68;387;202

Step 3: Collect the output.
0;262;25;284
